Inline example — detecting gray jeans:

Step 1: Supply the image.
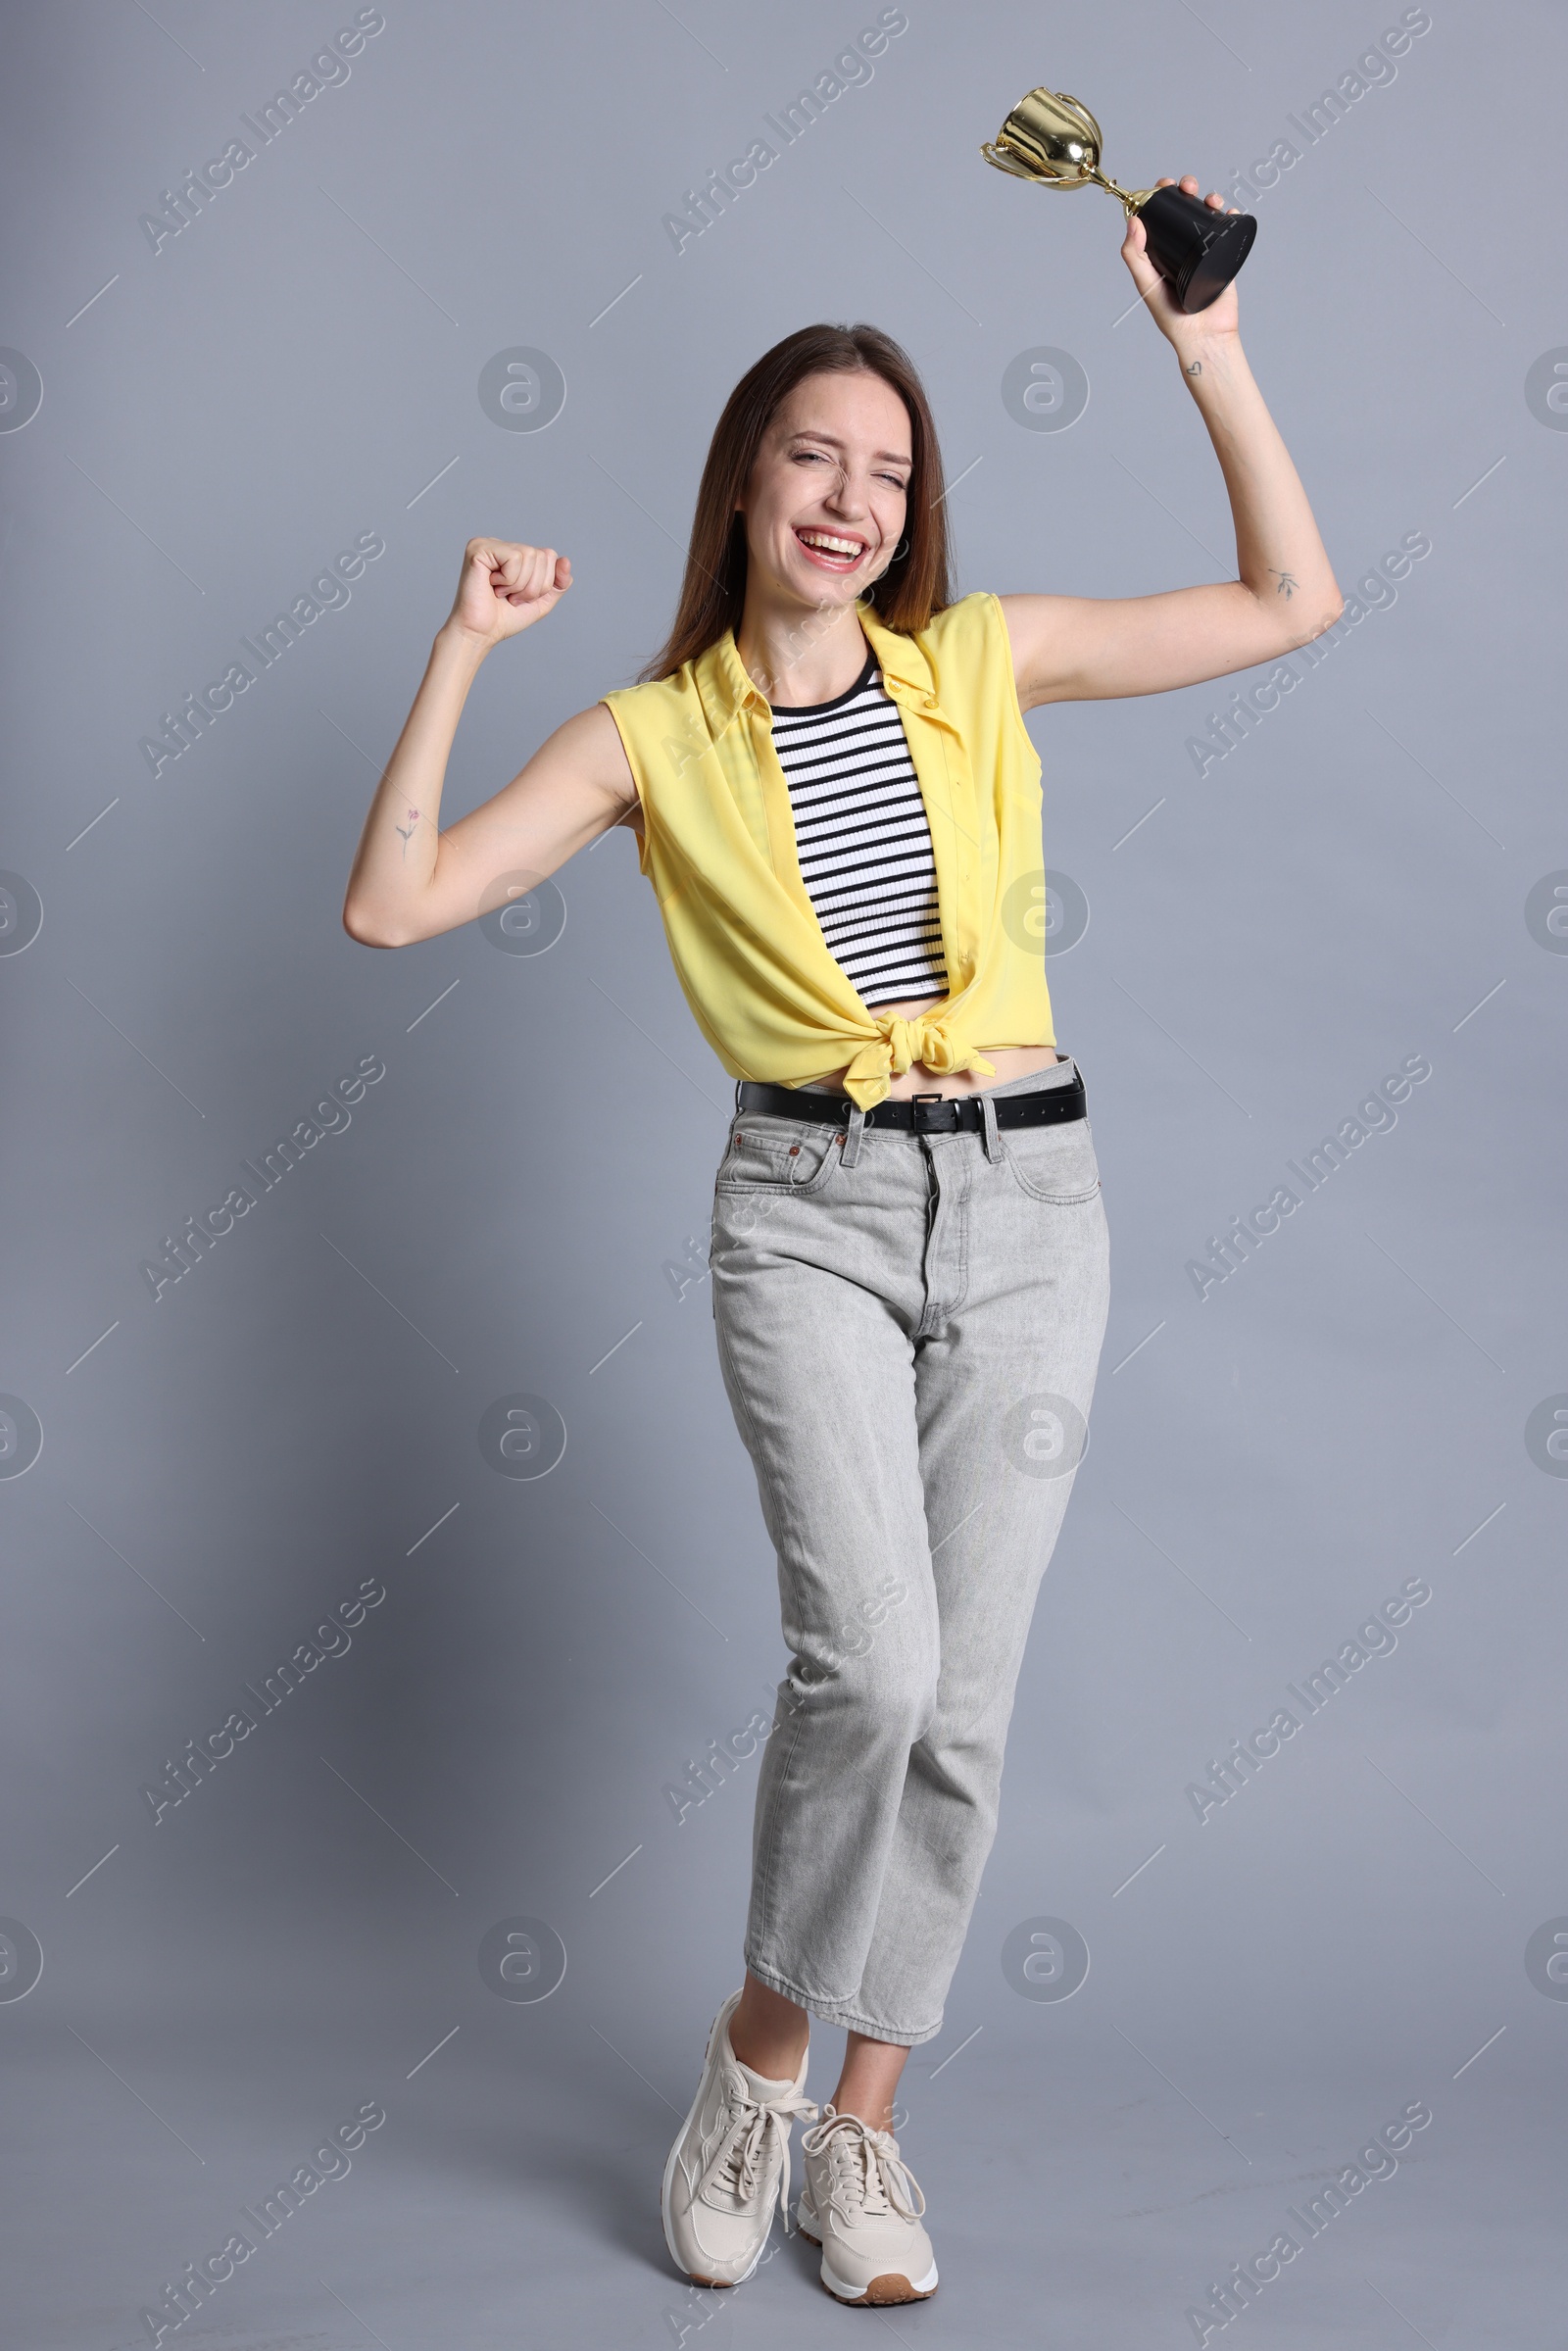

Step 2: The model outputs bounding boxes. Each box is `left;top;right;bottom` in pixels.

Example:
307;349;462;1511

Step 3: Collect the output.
709;1056;1110;2045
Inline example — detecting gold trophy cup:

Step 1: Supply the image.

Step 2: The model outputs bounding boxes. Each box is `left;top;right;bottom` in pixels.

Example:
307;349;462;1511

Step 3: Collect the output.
982;87;1255;313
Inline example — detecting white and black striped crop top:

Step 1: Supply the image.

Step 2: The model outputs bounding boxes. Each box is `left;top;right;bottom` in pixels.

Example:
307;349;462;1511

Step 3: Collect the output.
769;644;949;1010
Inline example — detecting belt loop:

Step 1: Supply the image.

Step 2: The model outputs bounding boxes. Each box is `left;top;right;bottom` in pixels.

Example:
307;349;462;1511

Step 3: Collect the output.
841;1099;865;1168
979;1087;1002;1163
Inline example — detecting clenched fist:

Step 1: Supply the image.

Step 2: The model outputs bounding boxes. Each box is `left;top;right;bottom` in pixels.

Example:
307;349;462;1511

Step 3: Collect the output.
447;536;572;649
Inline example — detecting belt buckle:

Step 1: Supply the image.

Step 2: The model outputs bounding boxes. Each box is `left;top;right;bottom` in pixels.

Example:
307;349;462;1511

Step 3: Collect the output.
910;1090;959;1134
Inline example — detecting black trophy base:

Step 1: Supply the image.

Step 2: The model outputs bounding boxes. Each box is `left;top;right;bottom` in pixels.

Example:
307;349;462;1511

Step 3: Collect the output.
1135;184;1256;313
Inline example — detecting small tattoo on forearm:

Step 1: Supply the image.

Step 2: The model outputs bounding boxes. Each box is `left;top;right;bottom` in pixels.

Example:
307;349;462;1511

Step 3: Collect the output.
395;808;420;856
1185;360;1201;376
1270;569;1298;599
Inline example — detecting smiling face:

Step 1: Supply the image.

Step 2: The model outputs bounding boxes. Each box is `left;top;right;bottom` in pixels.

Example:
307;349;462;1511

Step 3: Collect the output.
736;367;913;612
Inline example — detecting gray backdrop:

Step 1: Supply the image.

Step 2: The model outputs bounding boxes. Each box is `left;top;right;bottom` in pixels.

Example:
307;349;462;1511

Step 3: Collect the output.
2;3;1562;2345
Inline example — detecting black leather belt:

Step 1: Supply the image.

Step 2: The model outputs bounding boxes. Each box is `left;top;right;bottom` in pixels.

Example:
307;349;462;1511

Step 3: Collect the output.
735;1067;1086;1134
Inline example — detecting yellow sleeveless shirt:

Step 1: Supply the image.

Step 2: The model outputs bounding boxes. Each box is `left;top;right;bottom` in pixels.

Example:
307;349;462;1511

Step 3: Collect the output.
600;589;1055;1110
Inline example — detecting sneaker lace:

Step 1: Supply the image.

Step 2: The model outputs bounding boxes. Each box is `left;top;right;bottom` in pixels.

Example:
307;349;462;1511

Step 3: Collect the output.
701;2066;819;2225
802;2106;927;2224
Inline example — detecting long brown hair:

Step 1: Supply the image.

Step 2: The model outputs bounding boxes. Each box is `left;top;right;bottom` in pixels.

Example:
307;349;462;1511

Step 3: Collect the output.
637;322;954;683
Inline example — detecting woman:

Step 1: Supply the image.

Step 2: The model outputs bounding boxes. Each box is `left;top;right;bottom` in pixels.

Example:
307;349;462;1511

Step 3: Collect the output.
343;175;1342;2309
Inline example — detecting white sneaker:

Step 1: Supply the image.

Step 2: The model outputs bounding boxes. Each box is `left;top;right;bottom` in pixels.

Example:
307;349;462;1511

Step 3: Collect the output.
797;2105;938;2305
661;1987;817;2287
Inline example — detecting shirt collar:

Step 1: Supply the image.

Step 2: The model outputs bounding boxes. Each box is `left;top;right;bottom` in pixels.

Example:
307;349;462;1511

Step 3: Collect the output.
857;598;934;704
692;596;938;736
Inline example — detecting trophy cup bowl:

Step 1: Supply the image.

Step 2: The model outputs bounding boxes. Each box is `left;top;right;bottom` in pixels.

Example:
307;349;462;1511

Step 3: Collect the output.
981;85;1256;315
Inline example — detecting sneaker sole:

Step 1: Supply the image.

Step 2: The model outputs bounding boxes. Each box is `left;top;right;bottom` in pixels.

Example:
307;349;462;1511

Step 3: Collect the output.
797;2203;938;2303
659;2002;773;2291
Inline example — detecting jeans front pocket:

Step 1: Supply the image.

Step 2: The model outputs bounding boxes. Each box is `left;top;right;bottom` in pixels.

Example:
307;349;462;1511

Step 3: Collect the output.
1001;1116;1102;1204
714;1113;843;1197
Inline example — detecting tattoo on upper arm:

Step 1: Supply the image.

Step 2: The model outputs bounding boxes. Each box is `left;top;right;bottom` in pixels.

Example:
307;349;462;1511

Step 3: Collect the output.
1270;569;1298;599
394;808;420;855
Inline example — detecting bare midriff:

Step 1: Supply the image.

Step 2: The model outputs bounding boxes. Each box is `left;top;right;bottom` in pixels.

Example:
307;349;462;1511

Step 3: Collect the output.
804;993;1059;1100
